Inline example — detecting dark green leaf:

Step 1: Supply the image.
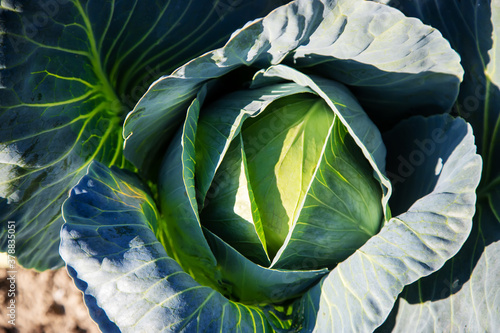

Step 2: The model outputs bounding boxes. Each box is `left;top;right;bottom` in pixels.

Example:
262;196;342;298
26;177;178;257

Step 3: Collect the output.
0;0;292;270
241;94;335;259
204;229;328;304
157;86;220;289
201;135;271;266
0;1;125;270
272;117;383;270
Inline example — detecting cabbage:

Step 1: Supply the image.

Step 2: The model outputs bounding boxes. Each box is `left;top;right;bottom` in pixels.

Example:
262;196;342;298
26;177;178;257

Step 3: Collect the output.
1;0;494;331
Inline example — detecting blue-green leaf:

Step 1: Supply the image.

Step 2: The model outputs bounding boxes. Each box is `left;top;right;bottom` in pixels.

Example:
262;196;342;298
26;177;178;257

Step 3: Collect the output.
124;0;463;174
0;0;293;270
377;115;496;333
291;115;482;332
377;192;500;332
288;0;463;125
60;161;276;332
372;1;500;331
381;0;499;176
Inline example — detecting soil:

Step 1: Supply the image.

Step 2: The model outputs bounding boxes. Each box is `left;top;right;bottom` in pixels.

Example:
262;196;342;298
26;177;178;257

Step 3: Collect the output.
0;265;100;333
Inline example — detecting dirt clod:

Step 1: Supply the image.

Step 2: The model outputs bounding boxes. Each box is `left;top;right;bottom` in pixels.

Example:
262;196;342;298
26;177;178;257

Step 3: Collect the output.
0;267;100;332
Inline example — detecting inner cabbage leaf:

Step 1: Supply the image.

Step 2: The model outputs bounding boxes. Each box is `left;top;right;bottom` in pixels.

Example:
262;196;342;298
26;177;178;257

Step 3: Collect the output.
201;93;383;268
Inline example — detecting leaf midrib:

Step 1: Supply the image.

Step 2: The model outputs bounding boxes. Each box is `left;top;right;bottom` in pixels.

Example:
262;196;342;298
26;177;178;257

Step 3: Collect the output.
73;0;123;117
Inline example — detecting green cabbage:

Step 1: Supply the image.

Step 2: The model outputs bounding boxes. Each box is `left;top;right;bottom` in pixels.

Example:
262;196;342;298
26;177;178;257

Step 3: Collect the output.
1;0;495;331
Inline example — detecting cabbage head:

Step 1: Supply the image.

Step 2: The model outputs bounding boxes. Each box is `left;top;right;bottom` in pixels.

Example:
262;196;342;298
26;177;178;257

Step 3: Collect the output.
59;0;482;331
1;0;488;332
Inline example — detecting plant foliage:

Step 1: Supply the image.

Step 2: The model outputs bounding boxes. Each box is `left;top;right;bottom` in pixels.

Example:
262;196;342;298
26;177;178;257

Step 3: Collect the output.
1;0;495;332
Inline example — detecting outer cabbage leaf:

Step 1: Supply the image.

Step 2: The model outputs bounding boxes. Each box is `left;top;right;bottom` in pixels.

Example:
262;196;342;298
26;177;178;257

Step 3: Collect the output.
371;1;500;331
288;0;463;125
0;1;126;270
124;0;463;174
377;191;500;332
0;0;293;270
382;0;499;167
60;161;278;332
377;115;496;333
291;115;481;332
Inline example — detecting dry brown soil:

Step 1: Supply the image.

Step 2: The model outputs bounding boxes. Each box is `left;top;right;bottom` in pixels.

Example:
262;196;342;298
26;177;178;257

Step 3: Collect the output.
0;266;100;333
